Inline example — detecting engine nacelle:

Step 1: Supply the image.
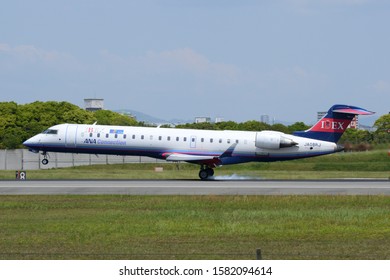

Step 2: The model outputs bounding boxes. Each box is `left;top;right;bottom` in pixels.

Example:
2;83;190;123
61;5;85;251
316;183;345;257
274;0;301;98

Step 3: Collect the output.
255;131;298;149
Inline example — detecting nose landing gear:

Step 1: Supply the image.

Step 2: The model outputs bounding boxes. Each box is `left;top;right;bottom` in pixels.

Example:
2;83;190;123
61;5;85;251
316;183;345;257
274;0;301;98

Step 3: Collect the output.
41;152;49;165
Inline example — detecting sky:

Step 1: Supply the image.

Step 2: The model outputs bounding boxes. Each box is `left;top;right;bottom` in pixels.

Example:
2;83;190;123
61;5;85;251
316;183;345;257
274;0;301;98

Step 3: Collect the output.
1;0;389;124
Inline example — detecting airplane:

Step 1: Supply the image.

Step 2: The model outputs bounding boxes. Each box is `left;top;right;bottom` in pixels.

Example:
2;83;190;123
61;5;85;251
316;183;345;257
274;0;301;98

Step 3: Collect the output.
23;104;374;180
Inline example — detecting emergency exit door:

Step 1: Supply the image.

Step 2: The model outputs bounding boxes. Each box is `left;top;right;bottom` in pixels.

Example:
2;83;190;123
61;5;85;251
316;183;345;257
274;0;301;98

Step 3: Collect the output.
65;124;78;147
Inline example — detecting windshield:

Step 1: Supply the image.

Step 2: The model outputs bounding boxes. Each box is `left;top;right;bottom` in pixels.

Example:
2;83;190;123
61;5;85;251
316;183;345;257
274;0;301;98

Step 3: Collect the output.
42;129;58;135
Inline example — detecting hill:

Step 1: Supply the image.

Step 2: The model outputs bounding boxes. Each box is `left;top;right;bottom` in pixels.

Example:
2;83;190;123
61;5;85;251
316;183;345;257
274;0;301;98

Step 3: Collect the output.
115;109;192;125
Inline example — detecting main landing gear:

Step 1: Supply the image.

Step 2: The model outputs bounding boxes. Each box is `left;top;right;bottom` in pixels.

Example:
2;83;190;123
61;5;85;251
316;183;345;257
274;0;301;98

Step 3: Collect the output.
41;152;49;165
199;165;214;180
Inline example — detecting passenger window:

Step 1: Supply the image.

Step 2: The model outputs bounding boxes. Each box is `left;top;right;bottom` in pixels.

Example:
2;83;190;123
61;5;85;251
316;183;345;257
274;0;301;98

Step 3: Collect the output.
167;136;171;141
236;139;239;144
132;135;136;139
219;139;222;143
115;134;118;138
106;134;109;138
141;135;144;140
159;136;162;140
227;139;231;144
176;137;179;141
97;133;100;138
201;138;204;142
89;133;93;137
123;134;127;139
210;138;213;143
183;137;187;142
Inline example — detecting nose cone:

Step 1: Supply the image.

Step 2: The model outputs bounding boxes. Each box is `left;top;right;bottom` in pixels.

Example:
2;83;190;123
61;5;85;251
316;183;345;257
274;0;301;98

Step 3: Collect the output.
23;136;36;146
23;138;32;147
23;138;32;146
23;135;41;152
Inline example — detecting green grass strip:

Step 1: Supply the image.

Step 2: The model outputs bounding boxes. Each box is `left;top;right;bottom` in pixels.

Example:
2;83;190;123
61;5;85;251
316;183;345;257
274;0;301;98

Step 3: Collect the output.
1;195;389;260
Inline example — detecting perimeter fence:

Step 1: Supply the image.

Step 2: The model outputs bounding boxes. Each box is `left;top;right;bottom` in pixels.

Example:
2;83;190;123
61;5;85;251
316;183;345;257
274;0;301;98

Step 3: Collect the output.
0;149;165;171
1;243;388;260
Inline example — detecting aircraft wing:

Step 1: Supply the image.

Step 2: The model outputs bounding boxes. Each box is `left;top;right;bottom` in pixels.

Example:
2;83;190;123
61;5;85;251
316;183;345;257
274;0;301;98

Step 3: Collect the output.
165;153;217;162
163;143;238;166
163;153;222;167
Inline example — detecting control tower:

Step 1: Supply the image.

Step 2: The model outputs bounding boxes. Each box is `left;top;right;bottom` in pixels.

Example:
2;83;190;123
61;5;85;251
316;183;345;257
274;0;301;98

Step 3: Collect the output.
84;98;104;112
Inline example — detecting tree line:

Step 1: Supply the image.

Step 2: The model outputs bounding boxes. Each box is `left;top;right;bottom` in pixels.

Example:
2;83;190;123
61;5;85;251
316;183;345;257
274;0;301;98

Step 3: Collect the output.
0;101;389;149
0;101;137;149
175;116;390;149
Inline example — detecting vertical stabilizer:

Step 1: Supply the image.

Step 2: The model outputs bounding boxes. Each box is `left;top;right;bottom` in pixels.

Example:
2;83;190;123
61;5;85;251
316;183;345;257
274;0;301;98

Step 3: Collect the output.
293;104;374;143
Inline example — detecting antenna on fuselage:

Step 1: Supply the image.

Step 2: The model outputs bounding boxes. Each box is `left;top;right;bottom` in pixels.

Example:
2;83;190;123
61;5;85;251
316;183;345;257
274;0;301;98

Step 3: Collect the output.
92;121;97;125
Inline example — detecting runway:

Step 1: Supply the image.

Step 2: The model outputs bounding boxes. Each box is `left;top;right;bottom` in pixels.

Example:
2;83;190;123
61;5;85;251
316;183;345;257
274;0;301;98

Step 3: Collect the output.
0;179;389;195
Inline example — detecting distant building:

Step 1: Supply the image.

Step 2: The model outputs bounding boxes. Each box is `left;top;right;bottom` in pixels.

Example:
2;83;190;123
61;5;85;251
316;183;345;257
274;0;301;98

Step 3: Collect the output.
194;117;211;123
261;115;270;125
215;117;224;123
317;111;327;121
84;98;104;112
117;110;136;120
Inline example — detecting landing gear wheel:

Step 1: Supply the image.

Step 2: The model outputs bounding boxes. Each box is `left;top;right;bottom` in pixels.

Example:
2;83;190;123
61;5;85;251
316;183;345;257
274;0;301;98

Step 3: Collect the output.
199;168;214;180
206;168;214;177
41;152;49;165
199;169;209;180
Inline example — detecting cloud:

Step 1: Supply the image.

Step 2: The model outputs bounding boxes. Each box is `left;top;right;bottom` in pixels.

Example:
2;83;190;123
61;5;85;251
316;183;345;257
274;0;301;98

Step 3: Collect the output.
0;43;11;52
263;65;321;89
146;48;241;85
284;0;371;14
0;42;81;69
287;0;370;7
372;80;390;93
99;49;126;64
150;48;210;72
100;48;242;86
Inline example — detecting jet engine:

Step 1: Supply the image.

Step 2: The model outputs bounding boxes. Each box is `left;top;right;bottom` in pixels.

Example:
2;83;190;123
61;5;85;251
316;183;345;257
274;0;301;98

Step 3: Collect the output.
255;131;298;149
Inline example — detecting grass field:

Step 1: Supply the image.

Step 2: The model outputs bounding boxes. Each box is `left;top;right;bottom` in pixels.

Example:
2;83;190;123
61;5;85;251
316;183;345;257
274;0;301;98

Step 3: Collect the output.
1;195;389;260
0;149;389;260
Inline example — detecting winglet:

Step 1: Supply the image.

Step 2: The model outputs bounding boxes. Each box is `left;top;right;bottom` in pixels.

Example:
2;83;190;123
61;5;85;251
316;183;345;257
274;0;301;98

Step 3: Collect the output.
220;143;237;158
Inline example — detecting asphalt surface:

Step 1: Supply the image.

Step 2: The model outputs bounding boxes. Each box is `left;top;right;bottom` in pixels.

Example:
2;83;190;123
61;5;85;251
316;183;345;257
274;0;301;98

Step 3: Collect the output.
0;179;389;195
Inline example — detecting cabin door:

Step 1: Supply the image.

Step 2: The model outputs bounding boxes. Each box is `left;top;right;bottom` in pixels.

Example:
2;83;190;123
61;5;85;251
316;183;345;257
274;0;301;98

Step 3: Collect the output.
65;124;78;147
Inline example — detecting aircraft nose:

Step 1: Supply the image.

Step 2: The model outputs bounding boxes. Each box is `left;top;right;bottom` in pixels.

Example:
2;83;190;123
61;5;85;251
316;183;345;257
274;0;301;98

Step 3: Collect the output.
23;135;41;149
23;138;32;146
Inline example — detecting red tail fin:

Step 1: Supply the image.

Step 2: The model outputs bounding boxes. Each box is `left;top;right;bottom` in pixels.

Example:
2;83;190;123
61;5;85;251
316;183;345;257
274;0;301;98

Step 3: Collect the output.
293;105;374;142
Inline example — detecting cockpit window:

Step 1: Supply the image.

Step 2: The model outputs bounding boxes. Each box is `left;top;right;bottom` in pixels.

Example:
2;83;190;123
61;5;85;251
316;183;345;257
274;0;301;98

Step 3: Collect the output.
42;129;58;135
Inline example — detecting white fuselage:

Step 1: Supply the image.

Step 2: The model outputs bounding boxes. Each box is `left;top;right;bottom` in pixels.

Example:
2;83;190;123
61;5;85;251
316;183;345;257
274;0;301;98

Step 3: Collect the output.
24;123;338;165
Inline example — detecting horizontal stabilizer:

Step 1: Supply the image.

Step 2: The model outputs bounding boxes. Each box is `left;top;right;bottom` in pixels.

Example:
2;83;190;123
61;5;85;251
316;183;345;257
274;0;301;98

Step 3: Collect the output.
332;108;374;115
